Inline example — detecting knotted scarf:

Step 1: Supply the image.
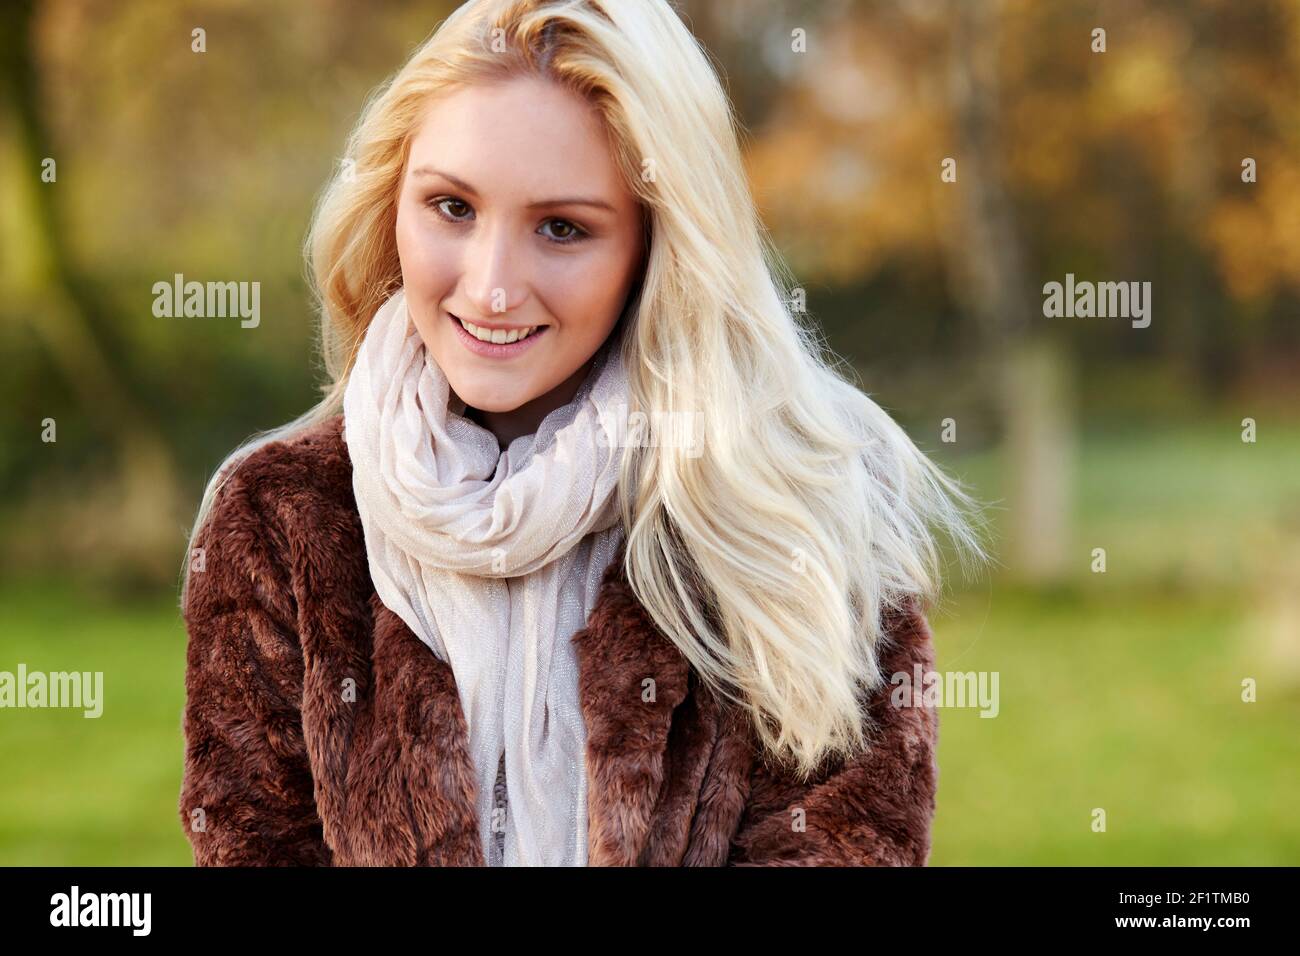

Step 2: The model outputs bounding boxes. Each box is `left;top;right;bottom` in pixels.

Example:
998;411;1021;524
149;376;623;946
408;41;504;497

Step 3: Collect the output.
342;287;628;866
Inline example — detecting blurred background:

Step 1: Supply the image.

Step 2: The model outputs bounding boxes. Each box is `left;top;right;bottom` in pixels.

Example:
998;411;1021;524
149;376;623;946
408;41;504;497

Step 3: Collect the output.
1;0;1297;865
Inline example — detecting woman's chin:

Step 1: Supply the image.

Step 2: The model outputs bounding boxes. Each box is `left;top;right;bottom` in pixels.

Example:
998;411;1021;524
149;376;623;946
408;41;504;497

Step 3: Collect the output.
448;381;536;416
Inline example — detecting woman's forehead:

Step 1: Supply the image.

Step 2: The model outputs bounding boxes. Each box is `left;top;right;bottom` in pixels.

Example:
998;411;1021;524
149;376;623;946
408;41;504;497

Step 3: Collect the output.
404;79;636;212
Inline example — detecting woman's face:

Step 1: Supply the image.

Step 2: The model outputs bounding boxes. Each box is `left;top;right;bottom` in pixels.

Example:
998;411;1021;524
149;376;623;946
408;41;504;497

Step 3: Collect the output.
395;75;645;428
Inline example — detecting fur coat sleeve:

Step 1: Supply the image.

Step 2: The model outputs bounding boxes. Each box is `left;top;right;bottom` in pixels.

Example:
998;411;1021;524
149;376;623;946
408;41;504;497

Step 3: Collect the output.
726;599;939;866
179;463;332;866
178;422;939;867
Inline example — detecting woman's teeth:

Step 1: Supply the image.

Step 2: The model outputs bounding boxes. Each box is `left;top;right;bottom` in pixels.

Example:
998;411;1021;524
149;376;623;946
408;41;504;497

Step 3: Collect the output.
458;316;539;344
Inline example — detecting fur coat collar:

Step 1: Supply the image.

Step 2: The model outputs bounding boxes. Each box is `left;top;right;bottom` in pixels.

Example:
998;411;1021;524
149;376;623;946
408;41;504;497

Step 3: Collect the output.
179;415;939;866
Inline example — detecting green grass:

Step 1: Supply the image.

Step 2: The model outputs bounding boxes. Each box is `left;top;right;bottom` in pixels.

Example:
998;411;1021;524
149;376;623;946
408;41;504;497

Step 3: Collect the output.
928;585;1300;865
1;420;1297;865
923;417;1300;864
0;585;191;865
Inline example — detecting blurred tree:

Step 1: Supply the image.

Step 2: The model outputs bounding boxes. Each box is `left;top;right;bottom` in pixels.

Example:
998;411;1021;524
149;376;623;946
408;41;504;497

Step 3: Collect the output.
0;0;183;585
945;0;1074;582
740;0;1300;582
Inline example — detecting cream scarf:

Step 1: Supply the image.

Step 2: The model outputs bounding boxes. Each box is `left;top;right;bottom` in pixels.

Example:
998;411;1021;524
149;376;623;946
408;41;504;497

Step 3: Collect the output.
341;287;628;866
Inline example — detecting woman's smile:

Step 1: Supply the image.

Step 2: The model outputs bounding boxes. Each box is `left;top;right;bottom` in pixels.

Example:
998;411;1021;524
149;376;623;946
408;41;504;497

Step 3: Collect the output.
447;310;551;359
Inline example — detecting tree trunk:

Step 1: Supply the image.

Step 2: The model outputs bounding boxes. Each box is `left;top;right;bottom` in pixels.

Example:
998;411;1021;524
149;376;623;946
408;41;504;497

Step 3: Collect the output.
943;0;1074;583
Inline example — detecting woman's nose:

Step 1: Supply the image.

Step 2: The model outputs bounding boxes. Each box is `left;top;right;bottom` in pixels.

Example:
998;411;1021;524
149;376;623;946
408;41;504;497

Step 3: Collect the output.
461;221;527;318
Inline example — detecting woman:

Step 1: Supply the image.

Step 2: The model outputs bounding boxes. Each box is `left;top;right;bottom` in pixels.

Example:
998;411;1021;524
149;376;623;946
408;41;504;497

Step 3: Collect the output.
178;0;989;867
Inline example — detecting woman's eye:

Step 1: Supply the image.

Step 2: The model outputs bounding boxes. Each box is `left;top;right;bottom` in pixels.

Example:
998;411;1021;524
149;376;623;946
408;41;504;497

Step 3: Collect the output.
427;199;584;245
429;197;473;221
539;218;586;244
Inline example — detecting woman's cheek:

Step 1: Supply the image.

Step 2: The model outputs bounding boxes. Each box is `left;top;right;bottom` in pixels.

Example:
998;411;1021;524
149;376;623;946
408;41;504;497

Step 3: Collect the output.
549;250;624;324
398;198;443;257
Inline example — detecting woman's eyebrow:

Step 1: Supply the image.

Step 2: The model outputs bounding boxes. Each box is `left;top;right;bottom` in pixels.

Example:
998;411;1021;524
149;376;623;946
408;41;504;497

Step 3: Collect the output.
409;165;615;213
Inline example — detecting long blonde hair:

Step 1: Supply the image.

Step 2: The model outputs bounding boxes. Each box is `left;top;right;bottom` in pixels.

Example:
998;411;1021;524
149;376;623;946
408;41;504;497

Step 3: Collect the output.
182;0;991;780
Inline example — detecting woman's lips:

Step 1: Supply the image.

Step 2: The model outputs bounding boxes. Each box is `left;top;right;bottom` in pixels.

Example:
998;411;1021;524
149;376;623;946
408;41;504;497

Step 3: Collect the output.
447;311;549;359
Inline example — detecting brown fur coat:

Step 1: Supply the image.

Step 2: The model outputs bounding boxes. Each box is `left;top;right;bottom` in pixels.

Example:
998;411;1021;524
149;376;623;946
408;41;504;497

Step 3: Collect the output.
178;414;940;866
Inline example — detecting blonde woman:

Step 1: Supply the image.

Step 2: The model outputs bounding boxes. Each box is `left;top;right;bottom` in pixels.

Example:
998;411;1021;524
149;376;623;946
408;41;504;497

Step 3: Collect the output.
178;0;989;867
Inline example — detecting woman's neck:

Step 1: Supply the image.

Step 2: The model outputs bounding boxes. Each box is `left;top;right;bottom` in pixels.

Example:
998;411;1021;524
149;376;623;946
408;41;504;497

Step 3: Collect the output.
464;357;595;450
